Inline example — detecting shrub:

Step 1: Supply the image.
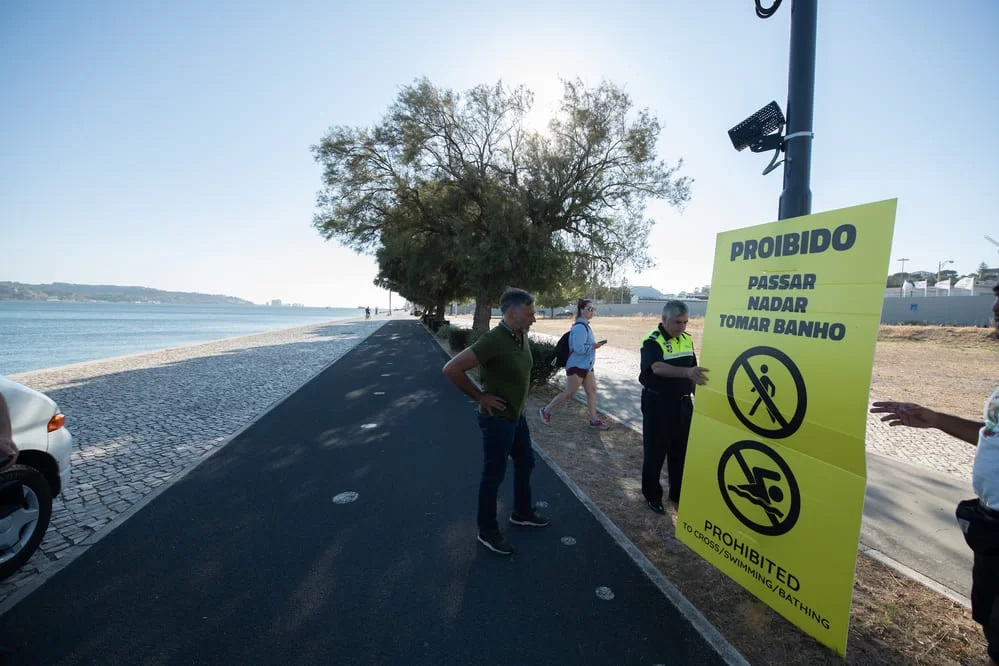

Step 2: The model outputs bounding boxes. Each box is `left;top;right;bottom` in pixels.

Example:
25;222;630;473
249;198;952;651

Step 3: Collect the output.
528;338;559;386
421;314;449;333
435;326;555;384
448;326;474;351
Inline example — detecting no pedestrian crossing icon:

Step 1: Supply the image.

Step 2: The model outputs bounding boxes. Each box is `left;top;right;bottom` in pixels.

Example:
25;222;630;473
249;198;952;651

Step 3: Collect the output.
726;346;806;439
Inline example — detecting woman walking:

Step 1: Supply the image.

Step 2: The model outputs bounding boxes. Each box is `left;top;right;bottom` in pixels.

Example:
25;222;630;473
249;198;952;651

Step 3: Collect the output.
539;299;610;429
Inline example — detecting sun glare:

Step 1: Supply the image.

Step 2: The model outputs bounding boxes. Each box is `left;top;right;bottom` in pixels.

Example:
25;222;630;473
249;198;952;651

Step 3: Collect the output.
496;57;568;135
521;81;563;134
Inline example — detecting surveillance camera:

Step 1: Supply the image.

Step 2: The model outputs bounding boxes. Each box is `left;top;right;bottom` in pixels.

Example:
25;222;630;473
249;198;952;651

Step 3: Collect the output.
728;101;785;152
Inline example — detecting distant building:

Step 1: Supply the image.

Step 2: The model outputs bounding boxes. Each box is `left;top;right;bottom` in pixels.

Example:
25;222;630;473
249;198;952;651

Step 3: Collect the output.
270;299;283;307
630;286;669;303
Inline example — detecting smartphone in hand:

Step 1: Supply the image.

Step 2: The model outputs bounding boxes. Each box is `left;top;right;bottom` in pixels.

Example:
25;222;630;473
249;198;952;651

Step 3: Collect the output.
598;339;607;345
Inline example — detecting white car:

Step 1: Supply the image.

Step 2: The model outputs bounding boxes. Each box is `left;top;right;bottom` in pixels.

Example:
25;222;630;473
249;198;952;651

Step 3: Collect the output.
0;375;73;580
553;305;576;318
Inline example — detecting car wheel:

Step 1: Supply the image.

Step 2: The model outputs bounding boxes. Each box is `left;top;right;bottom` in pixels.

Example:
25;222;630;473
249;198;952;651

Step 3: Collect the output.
0;464;53;580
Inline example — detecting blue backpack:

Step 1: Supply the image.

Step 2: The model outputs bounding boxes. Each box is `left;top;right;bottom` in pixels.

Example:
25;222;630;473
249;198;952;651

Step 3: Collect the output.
551;322;588;368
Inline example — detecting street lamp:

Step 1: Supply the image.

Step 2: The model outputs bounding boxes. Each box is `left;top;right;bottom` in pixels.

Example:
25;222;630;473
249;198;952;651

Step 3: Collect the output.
937;259;954;282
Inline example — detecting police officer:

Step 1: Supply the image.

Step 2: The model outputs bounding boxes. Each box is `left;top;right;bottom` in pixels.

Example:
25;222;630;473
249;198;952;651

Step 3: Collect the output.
639;300;709;513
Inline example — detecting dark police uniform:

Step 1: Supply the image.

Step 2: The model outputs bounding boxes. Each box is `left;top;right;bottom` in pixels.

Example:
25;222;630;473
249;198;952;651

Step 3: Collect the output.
639;324;696;505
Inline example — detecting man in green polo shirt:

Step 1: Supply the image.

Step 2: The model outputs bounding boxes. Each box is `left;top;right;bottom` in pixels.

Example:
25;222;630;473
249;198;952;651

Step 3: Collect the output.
443;287;550;555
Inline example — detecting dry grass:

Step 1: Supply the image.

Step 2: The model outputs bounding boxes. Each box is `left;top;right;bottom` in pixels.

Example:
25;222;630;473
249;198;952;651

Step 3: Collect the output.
445;315;999;664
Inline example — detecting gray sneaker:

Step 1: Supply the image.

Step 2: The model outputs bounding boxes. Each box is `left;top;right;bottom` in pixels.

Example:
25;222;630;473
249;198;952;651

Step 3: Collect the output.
477;529;514;555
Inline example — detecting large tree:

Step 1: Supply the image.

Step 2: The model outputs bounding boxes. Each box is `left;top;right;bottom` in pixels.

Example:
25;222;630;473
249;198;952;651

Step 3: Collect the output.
386;79;560;330
312;78;691;331
520;80;691;280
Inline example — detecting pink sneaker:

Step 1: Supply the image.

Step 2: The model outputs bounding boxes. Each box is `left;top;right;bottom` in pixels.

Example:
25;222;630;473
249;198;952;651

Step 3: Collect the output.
588;418;610;430
539;407;552;424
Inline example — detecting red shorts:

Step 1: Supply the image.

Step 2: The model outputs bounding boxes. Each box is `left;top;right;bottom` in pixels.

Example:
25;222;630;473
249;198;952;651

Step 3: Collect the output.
566;367;591;378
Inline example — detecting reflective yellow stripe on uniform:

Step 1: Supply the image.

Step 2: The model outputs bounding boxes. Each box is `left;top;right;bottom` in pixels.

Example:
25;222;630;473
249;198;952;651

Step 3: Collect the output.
642;329;694;361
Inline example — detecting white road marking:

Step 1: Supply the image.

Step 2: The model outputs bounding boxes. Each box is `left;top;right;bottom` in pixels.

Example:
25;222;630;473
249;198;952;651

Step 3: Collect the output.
332;491;359;504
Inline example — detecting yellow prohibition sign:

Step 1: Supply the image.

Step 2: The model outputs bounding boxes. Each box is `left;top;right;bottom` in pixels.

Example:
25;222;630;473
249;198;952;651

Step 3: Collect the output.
718;440;801;536
726;346;807;440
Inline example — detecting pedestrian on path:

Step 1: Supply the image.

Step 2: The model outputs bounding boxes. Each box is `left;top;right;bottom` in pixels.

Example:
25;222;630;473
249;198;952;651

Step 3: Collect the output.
639;301;709;514
871;388;999;666
539;298;610;430
442;287;550;555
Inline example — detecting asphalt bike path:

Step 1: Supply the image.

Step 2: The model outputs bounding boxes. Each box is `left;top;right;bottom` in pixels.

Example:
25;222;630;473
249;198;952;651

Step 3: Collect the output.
0;321;740;665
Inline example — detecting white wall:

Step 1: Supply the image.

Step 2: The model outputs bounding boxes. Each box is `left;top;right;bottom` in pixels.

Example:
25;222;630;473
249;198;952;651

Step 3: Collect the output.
584;296;996;327
466;295;996;327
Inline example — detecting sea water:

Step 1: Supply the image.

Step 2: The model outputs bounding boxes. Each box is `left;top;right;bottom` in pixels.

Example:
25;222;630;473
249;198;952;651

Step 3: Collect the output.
0;301;365;375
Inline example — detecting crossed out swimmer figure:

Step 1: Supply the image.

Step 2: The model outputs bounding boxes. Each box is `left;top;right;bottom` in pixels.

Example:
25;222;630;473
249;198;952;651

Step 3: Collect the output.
729;466;785;521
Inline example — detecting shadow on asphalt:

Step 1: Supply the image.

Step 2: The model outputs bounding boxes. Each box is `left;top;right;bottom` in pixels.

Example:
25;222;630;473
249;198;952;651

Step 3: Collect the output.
0;321;736;665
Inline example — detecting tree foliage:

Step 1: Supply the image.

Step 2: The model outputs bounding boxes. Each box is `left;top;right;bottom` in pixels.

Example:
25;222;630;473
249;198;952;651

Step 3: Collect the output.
312;77;692;330
372;183;468;316
521;80;690;277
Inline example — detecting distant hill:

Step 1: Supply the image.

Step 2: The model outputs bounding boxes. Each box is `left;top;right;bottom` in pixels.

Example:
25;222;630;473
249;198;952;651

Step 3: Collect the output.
0;281;254;305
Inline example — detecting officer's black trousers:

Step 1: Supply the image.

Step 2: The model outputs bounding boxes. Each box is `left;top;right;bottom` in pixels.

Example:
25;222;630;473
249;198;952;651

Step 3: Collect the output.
641;390;693;504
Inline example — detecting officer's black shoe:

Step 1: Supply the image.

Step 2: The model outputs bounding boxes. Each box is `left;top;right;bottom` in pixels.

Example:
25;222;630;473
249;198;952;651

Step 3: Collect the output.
647;500;666;514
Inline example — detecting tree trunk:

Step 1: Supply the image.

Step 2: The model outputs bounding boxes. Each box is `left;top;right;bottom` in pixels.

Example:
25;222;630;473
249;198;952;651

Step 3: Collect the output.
433;299;446;319
472;295;493;333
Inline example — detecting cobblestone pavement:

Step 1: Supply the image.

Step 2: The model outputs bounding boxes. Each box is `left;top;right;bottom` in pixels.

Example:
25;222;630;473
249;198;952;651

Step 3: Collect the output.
0;317;391;608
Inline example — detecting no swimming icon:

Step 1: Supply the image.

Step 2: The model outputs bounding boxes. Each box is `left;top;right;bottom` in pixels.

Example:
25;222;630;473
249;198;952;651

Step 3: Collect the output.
718;440;801;535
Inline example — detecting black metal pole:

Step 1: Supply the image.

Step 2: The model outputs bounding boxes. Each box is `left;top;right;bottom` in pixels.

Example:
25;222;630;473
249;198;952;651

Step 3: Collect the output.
778;0;817;220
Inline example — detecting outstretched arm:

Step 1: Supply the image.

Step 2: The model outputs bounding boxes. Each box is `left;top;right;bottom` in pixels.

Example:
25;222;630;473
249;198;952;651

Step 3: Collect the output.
651;362;710;385
870;401;982;446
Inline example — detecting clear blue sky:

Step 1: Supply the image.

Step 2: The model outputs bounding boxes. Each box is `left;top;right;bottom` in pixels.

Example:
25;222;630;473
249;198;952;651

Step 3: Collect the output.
2;1;996;307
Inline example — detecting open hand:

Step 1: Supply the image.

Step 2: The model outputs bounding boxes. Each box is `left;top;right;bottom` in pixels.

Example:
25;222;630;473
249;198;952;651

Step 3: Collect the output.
477;393;507;416
687;366;710;386
869;401;935;429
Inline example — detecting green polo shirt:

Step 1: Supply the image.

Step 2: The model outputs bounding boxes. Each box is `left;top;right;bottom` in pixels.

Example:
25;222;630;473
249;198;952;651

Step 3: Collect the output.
470;323;533;420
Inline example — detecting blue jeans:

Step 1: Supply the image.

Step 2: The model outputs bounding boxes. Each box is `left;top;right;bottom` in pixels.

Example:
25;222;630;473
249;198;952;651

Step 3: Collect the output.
477;413;535;531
